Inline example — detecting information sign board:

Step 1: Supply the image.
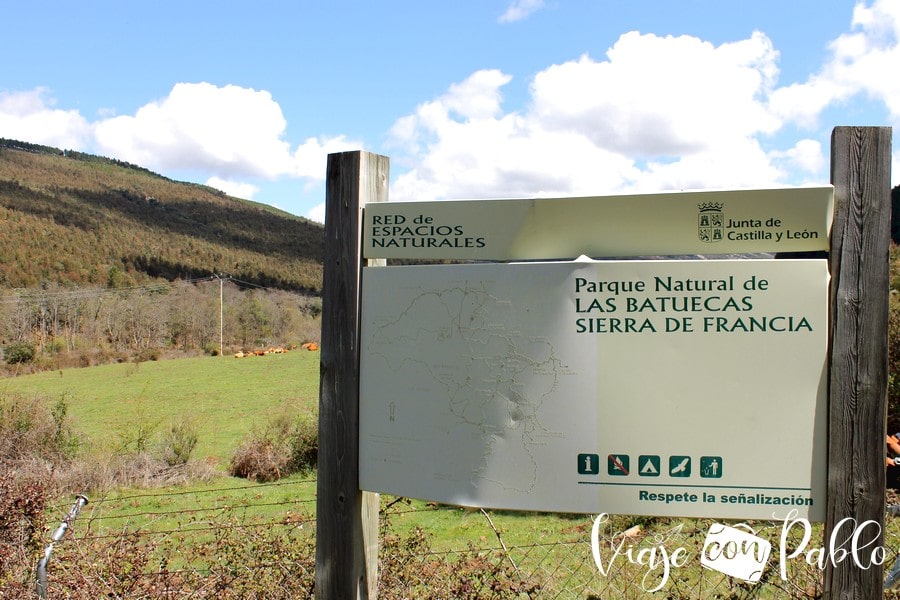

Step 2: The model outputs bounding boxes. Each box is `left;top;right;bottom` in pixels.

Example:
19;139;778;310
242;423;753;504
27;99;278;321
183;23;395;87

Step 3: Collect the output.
359;258;828;521
363;187;833;260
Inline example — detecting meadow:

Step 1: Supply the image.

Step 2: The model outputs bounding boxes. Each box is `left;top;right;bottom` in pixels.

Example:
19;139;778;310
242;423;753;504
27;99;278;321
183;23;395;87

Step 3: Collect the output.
4;353;897;598
0;351;320;465
3;352;584;551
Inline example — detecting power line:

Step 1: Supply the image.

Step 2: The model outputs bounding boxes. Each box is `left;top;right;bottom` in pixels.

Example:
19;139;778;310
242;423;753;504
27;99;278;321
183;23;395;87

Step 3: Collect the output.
229;277;270;291
0;275;311;307
0;277;219;305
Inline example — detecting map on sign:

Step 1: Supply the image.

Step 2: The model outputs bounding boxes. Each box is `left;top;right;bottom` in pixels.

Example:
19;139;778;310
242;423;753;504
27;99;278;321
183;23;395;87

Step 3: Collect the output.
359;259;828;520
364;281;570;494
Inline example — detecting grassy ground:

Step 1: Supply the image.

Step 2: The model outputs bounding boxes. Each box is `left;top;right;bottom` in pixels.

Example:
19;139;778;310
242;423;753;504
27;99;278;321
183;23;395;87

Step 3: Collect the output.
3;354;611;595
7;354;897;597
0;351;320;464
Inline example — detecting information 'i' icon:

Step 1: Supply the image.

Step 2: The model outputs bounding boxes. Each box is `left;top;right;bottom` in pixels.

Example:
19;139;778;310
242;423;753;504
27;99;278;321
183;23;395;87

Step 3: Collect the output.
577;453;599;475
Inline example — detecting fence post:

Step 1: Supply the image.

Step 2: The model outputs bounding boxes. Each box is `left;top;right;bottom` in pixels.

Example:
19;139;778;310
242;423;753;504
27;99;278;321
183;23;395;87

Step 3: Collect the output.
826;126;892;598
316;151;388;600
35;494;88;599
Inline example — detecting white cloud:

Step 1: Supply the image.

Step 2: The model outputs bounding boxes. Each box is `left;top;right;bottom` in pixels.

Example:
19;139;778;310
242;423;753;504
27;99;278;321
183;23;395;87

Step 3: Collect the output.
0;88;91;149
391;2;900;198
307;202;326;224
840;0;900;120
530;31;781;156
390;31;792;202
445;70;512;120
389;70;512;151
769;0;900;125
0;82;365;205
768;139;826;174
498;0;545;23
93;82;296;178
90;83;363;186
206;176;259;199
635;139;785;193
766;0;900;185
293;135;364;179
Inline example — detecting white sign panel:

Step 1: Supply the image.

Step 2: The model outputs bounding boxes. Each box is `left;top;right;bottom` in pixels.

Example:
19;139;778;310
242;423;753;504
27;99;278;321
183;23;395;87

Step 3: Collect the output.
359;259;828;521
363;187;834;260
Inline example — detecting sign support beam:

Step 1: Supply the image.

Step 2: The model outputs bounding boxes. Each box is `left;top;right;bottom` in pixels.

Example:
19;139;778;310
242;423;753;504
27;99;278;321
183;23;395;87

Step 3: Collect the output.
316;151;388;600
825;126;892;598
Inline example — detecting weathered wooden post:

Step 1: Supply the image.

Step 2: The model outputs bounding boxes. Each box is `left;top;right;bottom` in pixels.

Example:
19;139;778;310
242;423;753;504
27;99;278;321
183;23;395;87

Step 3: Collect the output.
316;151;388;599
825;126;892;598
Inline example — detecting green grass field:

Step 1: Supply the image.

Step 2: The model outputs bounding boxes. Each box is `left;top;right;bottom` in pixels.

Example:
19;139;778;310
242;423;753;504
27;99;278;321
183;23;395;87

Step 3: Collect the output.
3;353;610;590
7;353;891;598
1;351;320;464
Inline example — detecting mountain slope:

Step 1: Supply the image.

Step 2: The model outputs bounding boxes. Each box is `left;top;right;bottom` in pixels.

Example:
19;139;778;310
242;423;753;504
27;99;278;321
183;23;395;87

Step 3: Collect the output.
0;139;323;292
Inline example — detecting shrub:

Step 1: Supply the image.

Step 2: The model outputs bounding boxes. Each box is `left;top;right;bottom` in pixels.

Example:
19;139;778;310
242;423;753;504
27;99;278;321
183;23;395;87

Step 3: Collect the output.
46;337;67;354
0;393;80;464
114;409;160;455
379;518;542;599
230;436;291;482
230;412;318;482
890;293;900;433
287;418;318;473
0;467;46;588
159;418;199;467
890;246;900;433
51;452;216;494
50;394;80;460
28;508;316;598
137;347;162;362
3;341;35;365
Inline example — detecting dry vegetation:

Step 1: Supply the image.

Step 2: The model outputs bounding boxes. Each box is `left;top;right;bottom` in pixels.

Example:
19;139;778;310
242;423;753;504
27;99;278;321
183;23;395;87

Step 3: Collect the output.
0;138;327;372
0;279;323;375
0;393;543;599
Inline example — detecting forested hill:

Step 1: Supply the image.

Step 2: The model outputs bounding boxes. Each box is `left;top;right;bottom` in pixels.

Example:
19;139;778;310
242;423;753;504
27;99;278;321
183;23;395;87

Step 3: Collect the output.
0;139;323;293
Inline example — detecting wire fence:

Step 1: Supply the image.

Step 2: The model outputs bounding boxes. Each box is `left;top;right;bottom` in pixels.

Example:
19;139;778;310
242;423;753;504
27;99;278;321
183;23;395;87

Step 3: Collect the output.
14;477;900;599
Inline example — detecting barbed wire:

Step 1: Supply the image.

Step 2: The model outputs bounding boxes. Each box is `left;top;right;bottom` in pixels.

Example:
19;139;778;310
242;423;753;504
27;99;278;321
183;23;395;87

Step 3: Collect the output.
37;474;900;598
83;498;316;523
46;476;316;515
70;515;316;542
112;558;316;581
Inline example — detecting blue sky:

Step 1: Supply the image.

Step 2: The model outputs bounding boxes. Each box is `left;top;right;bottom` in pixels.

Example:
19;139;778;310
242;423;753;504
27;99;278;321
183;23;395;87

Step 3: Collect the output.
1;1;897;222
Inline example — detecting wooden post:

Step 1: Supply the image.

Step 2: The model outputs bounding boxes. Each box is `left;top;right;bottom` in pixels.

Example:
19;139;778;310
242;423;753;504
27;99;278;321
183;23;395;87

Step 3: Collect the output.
316;151;389;600
825;126;892;598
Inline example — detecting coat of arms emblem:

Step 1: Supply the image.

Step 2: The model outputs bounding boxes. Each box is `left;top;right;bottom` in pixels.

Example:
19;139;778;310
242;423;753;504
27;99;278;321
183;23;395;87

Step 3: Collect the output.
698;202;724;243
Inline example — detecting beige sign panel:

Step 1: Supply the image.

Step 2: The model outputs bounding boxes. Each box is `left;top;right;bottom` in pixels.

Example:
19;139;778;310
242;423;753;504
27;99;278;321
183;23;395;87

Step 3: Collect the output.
359;259;828;521
363;186;833;260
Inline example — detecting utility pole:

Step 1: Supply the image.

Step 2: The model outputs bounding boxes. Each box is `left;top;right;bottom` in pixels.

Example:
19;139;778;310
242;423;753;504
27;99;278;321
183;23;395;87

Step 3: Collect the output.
219;275;224;357
214;273;225;357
